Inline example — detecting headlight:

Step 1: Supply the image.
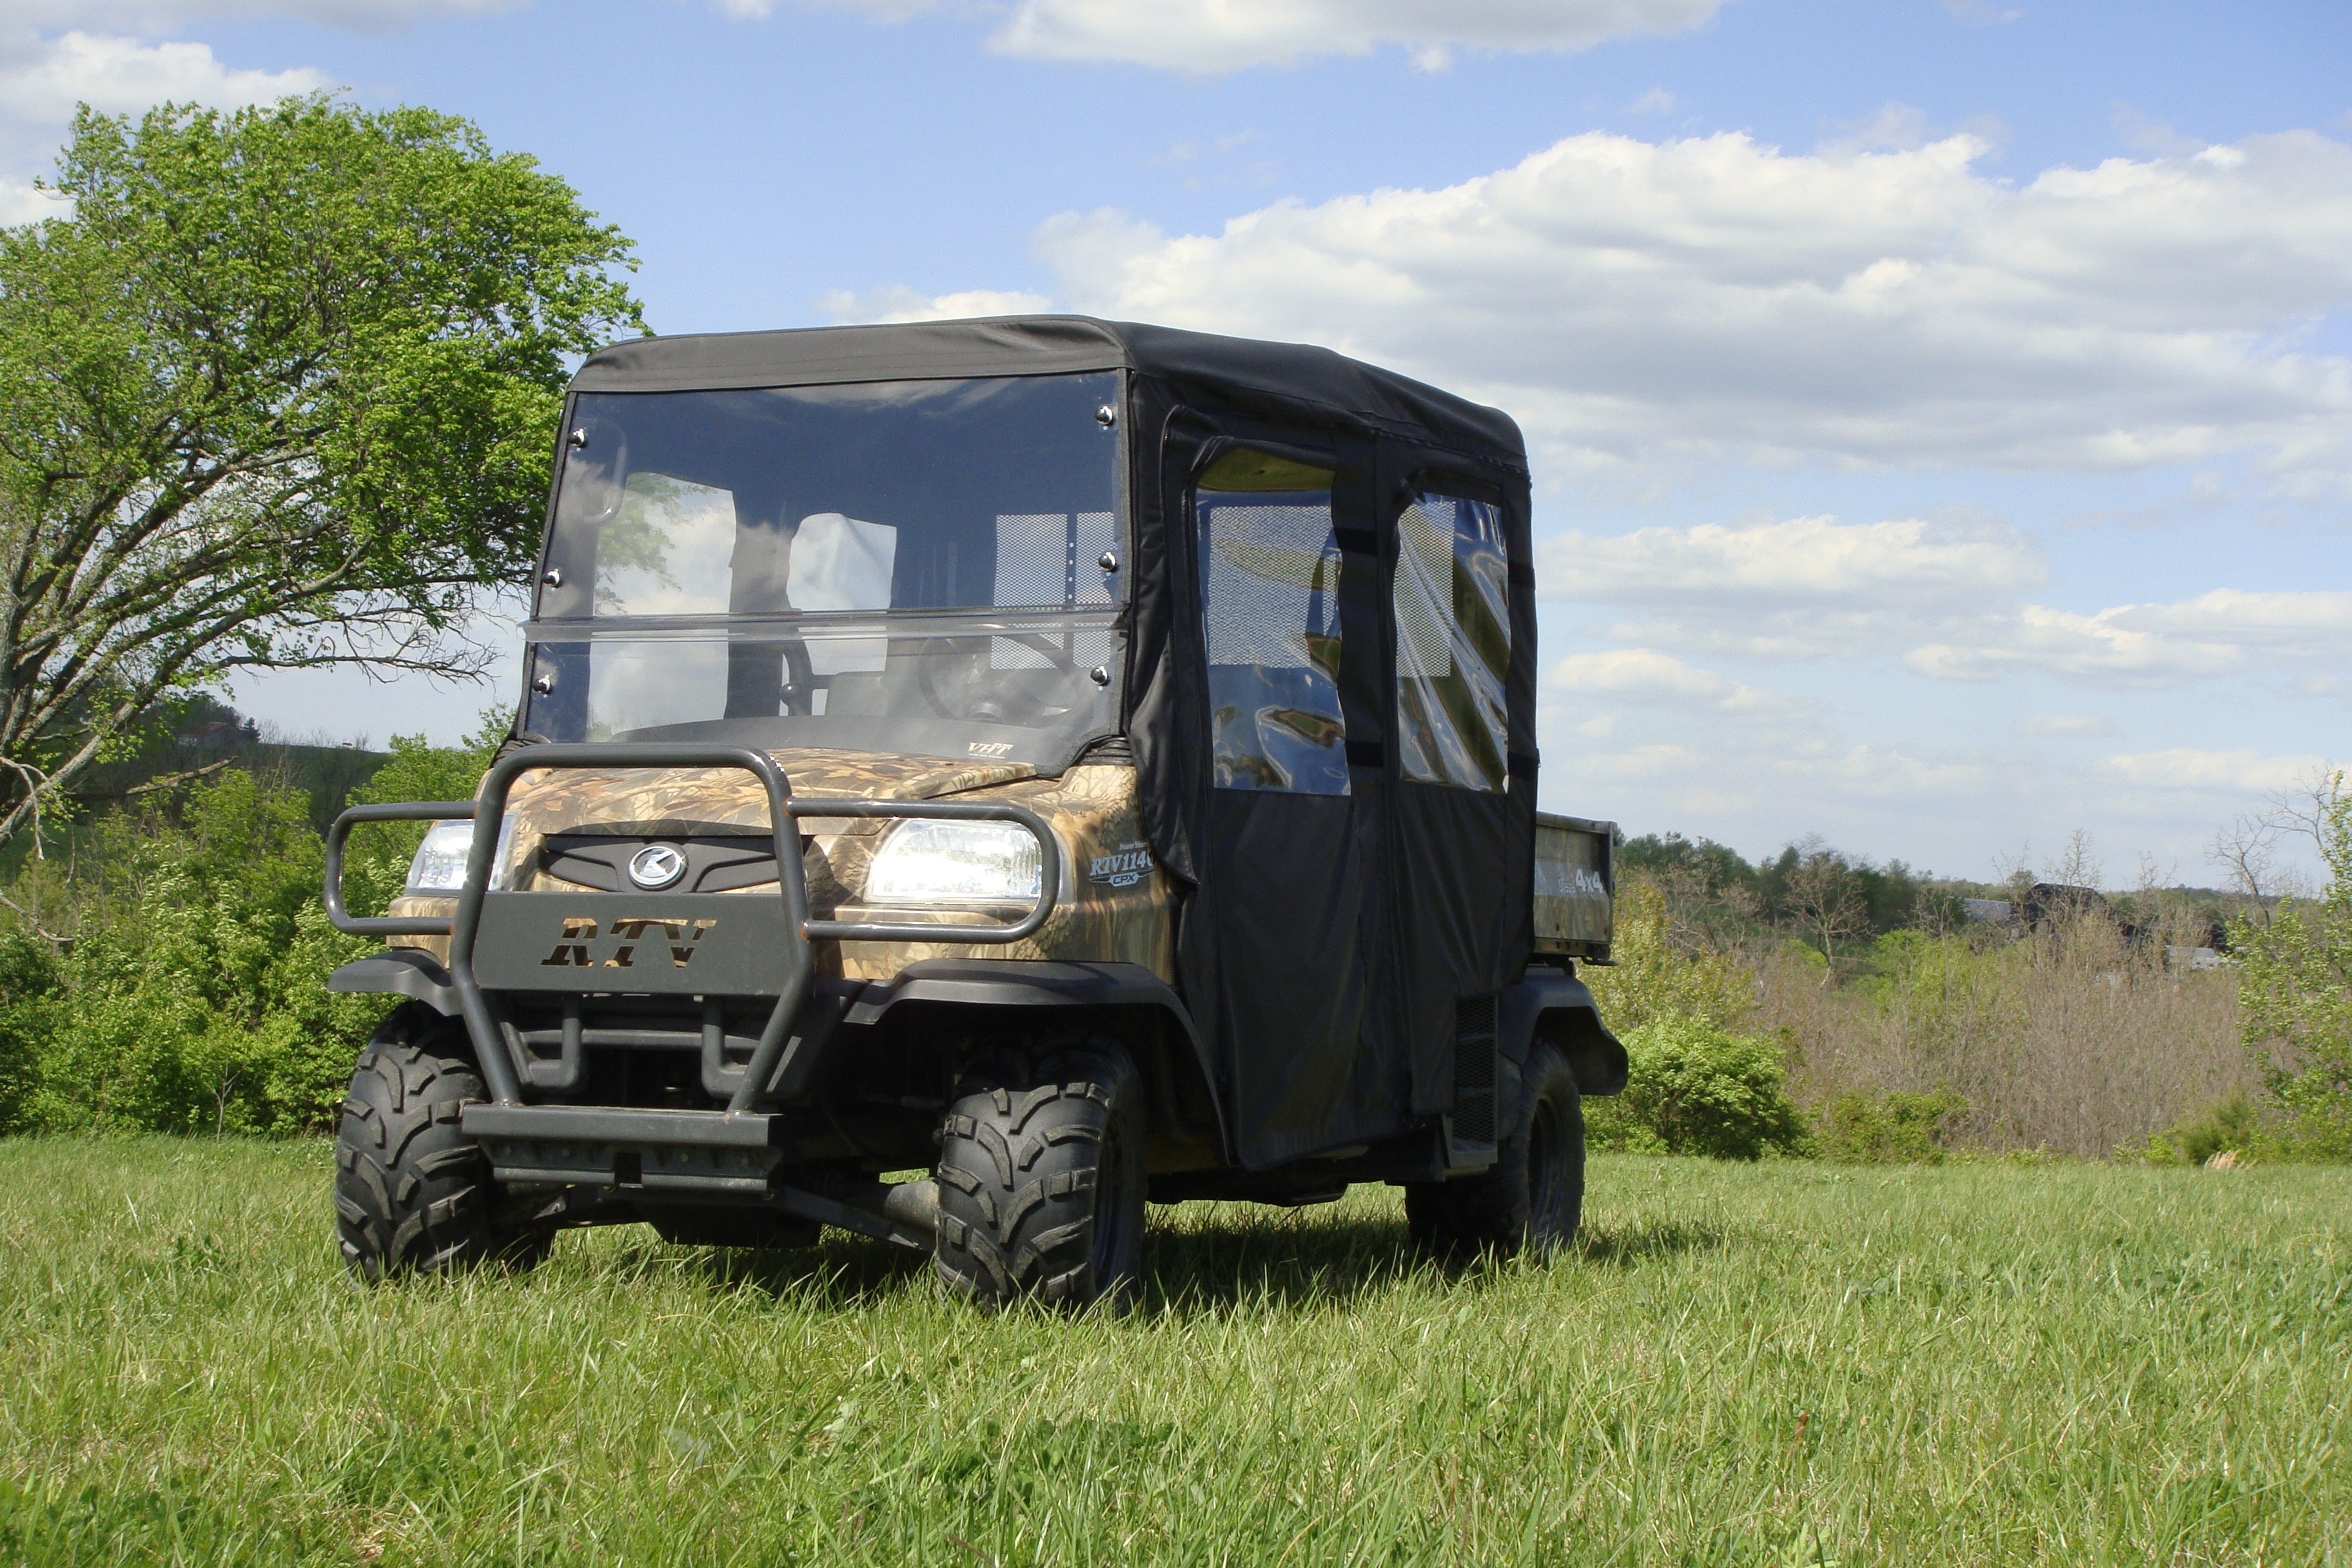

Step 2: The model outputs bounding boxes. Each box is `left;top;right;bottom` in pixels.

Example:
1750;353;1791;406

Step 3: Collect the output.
864;819;1043;907
404;816;516;894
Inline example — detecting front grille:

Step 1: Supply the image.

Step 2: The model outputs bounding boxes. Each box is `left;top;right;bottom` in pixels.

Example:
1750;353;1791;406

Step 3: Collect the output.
1452;994;1498;1145
540;832;785;892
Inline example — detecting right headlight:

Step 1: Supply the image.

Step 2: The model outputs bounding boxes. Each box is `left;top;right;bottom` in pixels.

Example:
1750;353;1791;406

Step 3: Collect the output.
863;819;1043;907
404;816;515;894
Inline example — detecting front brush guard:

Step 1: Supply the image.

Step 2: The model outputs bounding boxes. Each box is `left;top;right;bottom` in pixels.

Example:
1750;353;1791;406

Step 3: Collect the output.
326;743;1060;1112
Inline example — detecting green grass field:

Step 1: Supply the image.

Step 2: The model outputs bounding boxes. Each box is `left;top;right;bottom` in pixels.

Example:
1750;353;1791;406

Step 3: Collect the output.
1;1139;2346;1566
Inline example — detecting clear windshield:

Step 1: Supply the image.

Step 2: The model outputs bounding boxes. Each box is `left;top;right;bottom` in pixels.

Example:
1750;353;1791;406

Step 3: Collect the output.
526;373;1124;763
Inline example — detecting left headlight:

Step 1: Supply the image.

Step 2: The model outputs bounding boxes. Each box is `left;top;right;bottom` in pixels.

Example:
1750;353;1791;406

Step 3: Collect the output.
864;819;1043;907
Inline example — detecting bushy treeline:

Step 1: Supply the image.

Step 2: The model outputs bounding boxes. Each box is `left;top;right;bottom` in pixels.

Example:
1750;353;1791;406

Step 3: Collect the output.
0;726;497;1135
1;736;2341;1168
1618;830;1945;937
1603;786;2352;1164
1617;827;2249;955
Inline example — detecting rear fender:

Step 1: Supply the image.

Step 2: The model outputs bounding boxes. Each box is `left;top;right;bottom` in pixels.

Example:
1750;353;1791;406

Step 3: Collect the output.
1500;968;1628;1098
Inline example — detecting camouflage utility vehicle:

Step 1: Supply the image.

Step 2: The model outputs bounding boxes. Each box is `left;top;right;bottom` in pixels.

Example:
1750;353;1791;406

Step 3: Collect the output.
326;317;1624;1308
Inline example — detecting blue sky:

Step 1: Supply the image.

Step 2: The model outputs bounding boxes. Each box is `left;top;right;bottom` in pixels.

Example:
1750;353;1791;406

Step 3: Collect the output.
5;0;2347;885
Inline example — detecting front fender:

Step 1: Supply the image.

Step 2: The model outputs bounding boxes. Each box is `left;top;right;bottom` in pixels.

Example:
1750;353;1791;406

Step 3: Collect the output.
844;958;1229;1159
328;949;459;1016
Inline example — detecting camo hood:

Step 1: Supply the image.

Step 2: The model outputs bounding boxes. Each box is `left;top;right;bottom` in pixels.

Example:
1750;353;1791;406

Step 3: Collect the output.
497;747;1039;847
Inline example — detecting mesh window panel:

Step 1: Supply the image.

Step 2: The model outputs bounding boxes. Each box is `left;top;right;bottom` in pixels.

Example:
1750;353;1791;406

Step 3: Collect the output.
1198;451;1348;796
995;512;1119;608
1074;512;1117;603
1393;493;1510;791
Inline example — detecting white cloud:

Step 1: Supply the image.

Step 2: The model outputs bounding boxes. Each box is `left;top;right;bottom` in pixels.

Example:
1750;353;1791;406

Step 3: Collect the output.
1534;512;2043;659
819;284;1056;324
0;32;327;131
1544;721;2022;858
2013;714;2118;738
0;3;518;188
1546;647;1810;718
1907;588;2352;687
2104;748;2335;794
1540;514;2040;611
986;0;1725;73
1525;514;2347;691
1694;740;2008;802
1027;129;2352;483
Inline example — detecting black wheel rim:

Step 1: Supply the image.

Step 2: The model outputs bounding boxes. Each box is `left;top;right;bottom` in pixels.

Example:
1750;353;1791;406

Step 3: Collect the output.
1526;1095;1561;1236
1091;1121;1135;1285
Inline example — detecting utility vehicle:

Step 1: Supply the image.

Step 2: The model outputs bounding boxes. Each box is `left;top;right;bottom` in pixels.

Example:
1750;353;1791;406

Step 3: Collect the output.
325;317;1623;1307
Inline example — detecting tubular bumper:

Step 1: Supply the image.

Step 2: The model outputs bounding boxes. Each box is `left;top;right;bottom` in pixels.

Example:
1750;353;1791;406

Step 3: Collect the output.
324;743;1061;1108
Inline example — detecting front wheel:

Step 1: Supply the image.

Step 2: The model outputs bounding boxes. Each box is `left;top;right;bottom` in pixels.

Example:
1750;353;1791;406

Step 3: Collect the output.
1406;1043;1585;1260
334;1012;553;1280
932;1038;1148;1311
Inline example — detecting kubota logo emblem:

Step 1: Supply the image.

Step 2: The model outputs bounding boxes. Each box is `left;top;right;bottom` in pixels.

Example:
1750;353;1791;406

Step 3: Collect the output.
541;917;716;970
627;843;687;889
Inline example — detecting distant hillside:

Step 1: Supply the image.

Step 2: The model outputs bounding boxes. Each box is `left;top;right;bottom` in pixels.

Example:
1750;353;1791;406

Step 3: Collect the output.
71;696;392;835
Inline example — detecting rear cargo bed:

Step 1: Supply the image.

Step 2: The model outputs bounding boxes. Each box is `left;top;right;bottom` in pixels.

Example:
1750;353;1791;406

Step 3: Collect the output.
1533;814;1613;961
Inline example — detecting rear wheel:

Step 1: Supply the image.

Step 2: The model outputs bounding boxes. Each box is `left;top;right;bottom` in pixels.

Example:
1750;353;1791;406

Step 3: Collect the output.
1406;1043;1584;1260
334;1010;554;1280
932;1037;1148;1311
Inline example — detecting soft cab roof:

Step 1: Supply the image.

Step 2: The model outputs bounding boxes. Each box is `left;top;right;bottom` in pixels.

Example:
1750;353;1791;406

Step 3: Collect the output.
570;315;1525;469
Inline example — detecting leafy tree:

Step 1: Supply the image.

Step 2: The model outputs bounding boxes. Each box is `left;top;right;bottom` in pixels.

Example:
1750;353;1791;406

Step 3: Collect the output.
1582;883;1756;1033
0;95;640;850
2234;772;2352;1155
1783;839;1870;970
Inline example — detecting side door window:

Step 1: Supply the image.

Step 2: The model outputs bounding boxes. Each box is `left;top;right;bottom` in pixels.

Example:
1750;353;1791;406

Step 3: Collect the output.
1393;489;1510;791
1196;447;1348;796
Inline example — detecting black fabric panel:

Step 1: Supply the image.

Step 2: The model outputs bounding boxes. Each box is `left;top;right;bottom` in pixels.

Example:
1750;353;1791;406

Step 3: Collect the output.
1375;440;1538;1118
574;318;1128;391
571;317;1527;470
1113;321;1524;462
1202;790;1376;1166
1343;767;1409;1146
1392;780;1527;1115
1125;389;1214;889
1145;415;1404;1167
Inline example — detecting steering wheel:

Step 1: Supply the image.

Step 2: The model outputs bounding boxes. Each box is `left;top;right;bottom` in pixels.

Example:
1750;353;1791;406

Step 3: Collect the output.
915;635;1069;727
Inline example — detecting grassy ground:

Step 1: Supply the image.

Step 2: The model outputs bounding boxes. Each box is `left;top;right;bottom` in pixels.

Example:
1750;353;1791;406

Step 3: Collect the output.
1;1139;2345;1567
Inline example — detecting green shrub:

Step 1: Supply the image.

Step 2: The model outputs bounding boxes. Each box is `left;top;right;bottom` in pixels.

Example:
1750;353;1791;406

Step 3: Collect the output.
1586;1014;1813;1160
2144;1092;2268;1166
0;718;503;1135
1814;1089;1967;1164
